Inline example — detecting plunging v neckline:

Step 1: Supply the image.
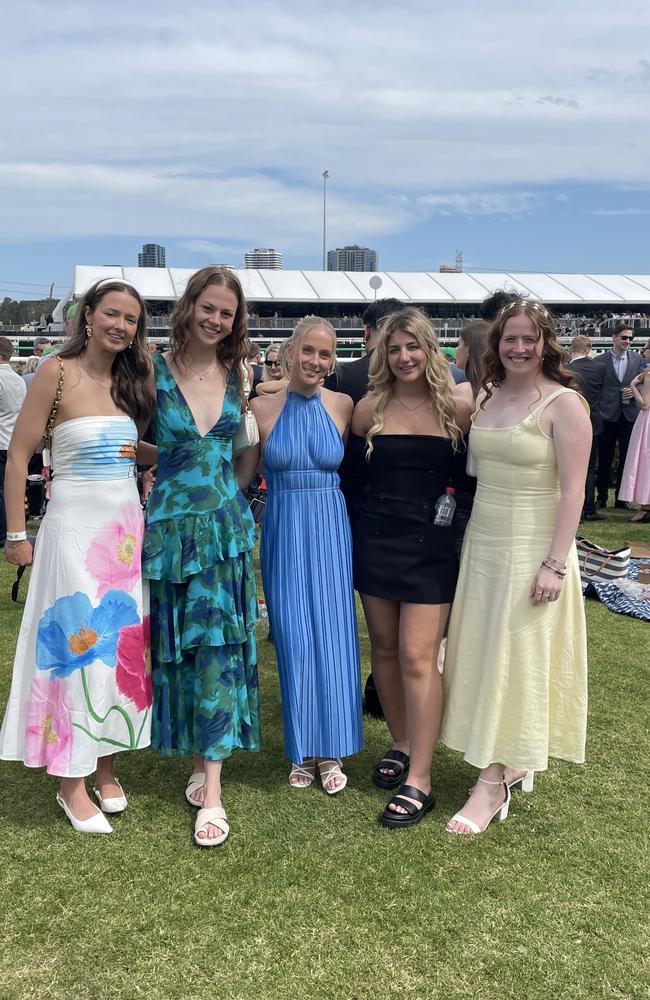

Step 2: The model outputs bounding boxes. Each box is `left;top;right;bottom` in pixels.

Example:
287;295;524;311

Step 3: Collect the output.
163;356;233;439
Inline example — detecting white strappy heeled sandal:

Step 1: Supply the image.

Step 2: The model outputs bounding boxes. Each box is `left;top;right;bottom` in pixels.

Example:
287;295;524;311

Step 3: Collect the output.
318;758;348;795
446;777;511;835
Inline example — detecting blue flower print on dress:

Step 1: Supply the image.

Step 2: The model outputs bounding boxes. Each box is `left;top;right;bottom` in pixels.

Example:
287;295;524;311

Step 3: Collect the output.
37;590;140;679
69;424;137;480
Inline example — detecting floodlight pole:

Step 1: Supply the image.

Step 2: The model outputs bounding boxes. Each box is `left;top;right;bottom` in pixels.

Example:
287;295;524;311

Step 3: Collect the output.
322;170;330;270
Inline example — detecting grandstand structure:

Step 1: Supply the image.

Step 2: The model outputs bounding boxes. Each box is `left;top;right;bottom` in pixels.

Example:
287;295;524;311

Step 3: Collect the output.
32;265;650;358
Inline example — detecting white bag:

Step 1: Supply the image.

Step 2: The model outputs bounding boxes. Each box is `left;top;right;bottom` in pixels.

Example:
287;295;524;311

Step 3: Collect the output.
233;364;260;457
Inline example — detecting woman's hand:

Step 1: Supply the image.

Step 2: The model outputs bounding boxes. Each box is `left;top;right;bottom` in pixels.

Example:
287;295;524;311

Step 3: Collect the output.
529;564;563;604
4;539;33;567
140;465;157;503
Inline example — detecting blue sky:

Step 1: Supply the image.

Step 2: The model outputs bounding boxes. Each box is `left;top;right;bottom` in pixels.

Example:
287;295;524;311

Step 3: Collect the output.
2;0;650;300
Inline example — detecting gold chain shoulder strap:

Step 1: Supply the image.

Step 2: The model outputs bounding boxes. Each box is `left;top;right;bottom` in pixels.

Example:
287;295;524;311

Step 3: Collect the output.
43;358;65;448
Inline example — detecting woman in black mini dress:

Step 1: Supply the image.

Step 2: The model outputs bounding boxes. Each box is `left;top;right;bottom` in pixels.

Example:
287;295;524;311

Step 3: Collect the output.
351;307;470;827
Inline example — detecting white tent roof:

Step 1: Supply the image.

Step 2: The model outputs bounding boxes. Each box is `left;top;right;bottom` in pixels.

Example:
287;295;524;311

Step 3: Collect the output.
72;265;650;306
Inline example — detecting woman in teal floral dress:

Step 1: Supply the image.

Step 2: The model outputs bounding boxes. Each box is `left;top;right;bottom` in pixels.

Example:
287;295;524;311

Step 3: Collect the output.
143;266;261;848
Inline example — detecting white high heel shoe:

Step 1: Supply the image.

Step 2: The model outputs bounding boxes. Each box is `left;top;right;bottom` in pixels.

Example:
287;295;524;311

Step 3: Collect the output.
56;793;113;834
446;778;511;835
93;778;128;814
508;770;534;793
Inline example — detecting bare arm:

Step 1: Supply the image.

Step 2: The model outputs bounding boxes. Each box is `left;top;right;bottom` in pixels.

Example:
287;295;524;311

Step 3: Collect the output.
235;443;260;490
325;390;353;442
529;393;591;603
453;392;472;434
136;440;158;465
630;373;649;409
351;395;372;437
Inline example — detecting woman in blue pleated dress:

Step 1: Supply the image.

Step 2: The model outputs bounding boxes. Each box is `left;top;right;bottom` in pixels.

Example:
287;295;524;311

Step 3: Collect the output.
143;267;261;847
251;317;363;793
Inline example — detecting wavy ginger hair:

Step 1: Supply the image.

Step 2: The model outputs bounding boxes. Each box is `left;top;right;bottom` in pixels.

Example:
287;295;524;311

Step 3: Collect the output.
480;299;576;409
365;307;463;456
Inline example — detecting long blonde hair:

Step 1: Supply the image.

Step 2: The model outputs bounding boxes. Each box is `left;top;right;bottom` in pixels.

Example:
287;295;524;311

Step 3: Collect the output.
366;307;463;456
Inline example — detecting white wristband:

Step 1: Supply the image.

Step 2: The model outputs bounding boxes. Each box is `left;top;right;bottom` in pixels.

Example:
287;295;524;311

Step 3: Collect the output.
6;531;27;542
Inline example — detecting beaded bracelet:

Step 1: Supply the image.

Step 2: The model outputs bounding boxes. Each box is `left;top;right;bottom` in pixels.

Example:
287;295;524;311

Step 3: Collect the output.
541;559;566;579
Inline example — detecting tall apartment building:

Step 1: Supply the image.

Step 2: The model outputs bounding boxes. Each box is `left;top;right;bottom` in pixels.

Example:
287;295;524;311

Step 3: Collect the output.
327;245;378;272
244;248;283;269
138;243;166;267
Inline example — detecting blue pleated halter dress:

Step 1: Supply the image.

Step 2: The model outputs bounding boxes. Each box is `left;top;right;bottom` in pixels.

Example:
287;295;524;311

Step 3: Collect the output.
260;390;363;765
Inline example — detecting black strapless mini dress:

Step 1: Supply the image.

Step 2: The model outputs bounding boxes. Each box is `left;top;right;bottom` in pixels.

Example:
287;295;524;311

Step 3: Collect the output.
351;435;458;605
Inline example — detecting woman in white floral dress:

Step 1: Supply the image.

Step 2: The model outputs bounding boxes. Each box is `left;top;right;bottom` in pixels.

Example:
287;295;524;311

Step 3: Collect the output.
0;278;155;834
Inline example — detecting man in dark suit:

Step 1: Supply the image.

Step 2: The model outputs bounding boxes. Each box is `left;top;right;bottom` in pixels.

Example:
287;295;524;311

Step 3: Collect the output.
569;335;604;521
595;324;644;508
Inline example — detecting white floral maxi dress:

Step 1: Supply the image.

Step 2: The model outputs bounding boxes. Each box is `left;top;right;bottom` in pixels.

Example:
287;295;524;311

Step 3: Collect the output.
0;416;151;777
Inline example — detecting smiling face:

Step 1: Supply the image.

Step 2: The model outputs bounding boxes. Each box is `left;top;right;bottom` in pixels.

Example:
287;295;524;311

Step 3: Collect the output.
612;327;634;355
498;313;543;378
188;282;239;351
386;329;427;383
84;291;141;354
291;325;334;388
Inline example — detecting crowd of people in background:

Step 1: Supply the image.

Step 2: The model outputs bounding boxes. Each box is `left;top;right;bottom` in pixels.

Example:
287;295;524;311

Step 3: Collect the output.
0;275;647;846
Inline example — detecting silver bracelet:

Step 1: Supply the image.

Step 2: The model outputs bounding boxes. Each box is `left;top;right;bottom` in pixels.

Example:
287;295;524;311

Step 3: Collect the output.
6;531;27;542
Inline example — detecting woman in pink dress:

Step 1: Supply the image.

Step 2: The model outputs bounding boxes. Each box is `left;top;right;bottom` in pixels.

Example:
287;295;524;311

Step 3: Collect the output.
619;370;650;522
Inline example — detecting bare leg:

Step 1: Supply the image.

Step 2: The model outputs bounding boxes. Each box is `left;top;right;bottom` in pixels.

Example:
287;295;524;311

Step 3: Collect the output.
58;777;99;821
447;762;508;834
187;752;206;805
196;758;226;841
94;753;123;800
361;595;409;775
388;602;448;813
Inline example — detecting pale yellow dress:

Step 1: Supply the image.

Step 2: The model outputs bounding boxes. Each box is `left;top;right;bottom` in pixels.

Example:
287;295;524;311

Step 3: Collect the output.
440;387;588;772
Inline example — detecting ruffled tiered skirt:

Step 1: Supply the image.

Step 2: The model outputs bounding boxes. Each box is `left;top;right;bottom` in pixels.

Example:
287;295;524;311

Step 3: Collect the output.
143;503;261;760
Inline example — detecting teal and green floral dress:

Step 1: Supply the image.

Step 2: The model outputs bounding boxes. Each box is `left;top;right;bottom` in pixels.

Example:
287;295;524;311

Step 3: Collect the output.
143;354;261;760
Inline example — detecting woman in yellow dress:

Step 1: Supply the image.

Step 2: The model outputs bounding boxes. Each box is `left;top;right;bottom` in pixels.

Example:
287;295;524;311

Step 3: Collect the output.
440;300;591;835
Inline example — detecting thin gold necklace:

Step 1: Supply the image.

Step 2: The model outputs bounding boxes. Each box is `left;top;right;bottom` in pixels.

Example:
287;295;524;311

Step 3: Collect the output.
393;393;429;414
188;361;219;382
81;363;112;388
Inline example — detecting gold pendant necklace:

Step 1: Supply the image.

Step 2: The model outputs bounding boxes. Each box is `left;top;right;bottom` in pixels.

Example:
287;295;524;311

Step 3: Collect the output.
188;362;219;382
393;393;429;414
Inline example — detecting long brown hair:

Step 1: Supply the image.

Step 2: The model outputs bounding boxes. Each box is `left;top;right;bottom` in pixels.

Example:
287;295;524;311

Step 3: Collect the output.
459;319;489;397
60;280;153;424
480;300;576;408
169;266;248;402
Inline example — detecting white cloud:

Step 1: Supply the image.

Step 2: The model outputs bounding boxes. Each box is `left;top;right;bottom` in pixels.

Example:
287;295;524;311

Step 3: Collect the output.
1;1;650;248
590;208;650;216
418;192;538;217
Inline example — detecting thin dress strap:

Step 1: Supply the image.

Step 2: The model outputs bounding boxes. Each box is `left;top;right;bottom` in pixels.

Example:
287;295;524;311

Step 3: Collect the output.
470;388;487;424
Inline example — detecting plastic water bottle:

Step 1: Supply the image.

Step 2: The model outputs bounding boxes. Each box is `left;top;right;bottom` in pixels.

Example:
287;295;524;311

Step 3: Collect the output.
434;487;456;527
258;598;268;620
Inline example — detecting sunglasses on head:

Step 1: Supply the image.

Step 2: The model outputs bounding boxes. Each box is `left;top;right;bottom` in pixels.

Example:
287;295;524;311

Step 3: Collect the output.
264;358;280;367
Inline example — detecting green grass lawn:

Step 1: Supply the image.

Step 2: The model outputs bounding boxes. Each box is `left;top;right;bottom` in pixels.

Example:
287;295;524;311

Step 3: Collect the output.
0;509;648;1000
